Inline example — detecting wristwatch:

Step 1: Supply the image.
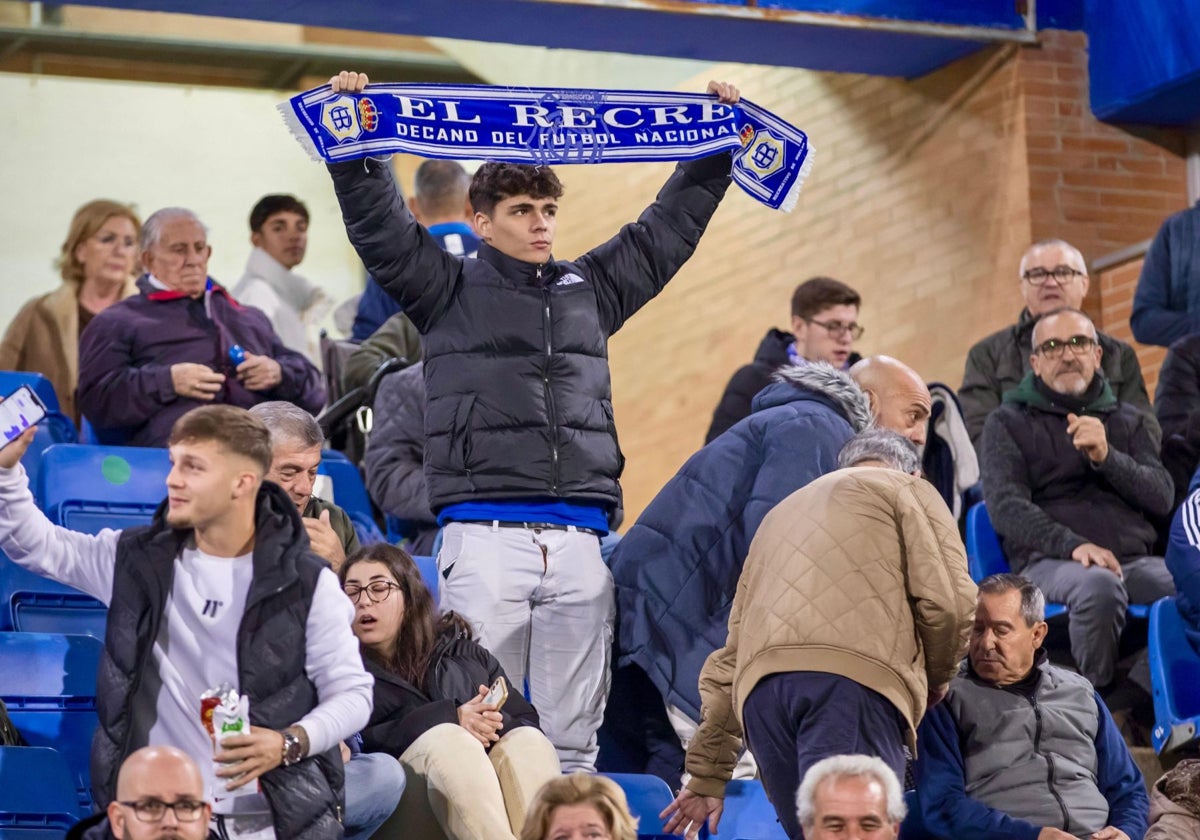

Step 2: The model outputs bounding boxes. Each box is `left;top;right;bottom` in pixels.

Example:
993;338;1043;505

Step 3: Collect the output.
280;729;305;767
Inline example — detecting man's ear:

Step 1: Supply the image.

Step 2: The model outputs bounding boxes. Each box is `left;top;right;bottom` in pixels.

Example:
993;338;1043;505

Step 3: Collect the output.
108;801;126;838
474;211;492;241
251;230;263;248
409;195;424;225
1031;620;1049;649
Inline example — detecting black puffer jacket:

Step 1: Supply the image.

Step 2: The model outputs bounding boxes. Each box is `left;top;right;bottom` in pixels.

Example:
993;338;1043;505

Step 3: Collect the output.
328;153;732;513
93;482;345;839
361;628;539;758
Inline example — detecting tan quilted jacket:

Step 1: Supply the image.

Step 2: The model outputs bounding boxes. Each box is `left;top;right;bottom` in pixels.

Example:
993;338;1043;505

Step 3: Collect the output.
686;467;977;797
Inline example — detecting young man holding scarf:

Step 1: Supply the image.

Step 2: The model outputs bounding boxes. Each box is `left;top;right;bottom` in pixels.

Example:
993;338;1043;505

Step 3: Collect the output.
326;70;739;772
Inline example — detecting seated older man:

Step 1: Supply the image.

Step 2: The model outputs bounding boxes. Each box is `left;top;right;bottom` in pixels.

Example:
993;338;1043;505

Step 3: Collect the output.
960;238;1151;451
78;207;324;447
916;574;1149;840
980;306;1174;697
249;401;359;570
796;755;906;840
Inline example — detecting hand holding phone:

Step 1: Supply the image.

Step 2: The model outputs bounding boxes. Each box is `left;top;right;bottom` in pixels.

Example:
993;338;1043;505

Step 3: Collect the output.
483;676;508;710
0;385;47;469
457;682;505;747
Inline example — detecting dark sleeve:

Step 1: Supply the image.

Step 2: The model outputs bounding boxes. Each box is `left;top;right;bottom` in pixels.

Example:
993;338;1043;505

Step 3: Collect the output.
1093;693;1150;839
914;704;1042;840
327;158;461;333
342;314;422;393
1155;343;1200;444
1132;220;1200;347
1094;413;1175;518
263;335;325;413
959;340;1002;452
1114;342;1152;416
981;409;1088;559
704;365;762;444
364;370;435;525
360;699;458;758
76;316;180;427
332;505;360;556
577;152;732;335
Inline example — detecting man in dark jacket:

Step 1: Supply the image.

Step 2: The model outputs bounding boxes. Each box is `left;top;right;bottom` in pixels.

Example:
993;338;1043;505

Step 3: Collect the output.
326;70;741;772
980;307;1175;693
69;745;213;840
0;405;373;839
78;208;325;448
1155;334;1200;510
1132;201;1200;347
916;575;1149;840
705;276;862;443
960;238;1151;451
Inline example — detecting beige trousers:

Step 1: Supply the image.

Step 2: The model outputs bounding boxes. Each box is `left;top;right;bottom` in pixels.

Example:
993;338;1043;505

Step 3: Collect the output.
371;723;562;840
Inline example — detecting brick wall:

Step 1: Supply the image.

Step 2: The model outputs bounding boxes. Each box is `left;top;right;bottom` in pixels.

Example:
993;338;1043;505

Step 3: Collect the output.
552;31;1187;524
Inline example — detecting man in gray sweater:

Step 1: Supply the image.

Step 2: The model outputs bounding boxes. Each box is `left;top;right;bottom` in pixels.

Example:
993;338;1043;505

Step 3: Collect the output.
980;307;1174;695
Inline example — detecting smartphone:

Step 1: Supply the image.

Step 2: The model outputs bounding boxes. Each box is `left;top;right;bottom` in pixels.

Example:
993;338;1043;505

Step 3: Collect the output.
0;385;47;450
483;676;508;710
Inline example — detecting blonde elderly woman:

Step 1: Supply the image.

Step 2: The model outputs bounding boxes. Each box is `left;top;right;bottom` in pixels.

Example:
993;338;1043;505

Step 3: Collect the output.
520;774;638;840
0;199;140;424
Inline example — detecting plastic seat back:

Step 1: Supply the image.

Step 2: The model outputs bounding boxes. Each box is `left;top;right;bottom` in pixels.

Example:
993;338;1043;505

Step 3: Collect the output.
411;555;439;604
0;372;78;492
37;445;168;534
702;779;786;839
602;773;673;835
965;502;1067;619
0;550;99;634
1150;596;1200;753
318;451;383;544
0;746;79;829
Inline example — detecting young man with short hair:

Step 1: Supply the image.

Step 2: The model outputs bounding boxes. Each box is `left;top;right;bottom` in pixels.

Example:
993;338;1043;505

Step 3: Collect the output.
706;276;863;443
234;194;331;365
0;405;372;839
326;69;741;771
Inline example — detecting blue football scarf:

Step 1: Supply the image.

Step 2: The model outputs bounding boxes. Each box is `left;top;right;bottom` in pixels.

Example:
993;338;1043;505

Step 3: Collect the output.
280;83;813;212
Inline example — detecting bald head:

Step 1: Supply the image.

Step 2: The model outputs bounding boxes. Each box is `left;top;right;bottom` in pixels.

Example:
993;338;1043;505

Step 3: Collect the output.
850;356;932;446
110;746;209;840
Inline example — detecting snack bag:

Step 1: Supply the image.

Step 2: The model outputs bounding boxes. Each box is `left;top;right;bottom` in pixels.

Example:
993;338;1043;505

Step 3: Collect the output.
200;682;259;802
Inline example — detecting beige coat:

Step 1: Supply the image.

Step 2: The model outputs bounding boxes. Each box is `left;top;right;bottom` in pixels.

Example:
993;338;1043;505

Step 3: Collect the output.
1146;761;1200;840
0;279;137;424
686;467;977;796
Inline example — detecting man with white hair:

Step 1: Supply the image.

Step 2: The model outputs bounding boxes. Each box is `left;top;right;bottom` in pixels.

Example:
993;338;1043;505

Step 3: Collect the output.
980;307;1174;697
959;238;1150;450
915;574;1149;839
660;429;975;840
796;754;905;840
78;207;325;447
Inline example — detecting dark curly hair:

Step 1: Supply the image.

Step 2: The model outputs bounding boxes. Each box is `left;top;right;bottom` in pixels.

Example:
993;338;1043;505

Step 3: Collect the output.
469;162;564;215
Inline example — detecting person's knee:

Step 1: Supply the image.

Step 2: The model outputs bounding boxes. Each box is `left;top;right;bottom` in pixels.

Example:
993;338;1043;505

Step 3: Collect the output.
1069;569;1128;611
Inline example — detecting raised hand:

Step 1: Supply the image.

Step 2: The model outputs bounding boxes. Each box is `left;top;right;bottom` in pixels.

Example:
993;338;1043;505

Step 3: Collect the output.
330;71;370;93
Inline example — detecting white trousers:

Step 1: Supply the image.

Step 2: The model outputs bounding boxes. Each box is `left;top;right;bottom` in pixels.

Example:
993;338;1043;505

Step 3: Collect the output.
438;522;615;772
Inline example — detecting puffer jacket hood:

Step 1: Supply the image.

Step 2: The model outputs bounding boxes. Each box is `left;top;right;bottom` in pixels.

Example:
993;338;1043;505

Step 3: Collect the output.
756;362;873;431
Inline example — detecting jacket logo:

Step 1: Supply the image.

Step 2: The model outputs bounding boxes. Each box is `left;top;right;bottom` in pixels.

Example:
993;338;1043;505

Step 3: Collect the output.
556;274;585;287
201;599;224;618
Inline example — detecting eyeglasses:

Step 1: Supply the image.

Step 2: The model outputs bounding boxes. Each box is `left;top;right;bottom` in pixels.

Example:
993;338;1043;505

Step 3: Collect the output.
1033;334;1097;359
806;318;864;340
1022;266;1085;285
343;581;401;605
116;799;207;823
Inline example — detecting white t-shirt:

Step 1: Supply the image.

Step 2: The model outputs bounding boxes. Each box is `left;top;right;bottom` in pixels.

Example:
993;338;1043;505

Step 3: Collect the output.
0;466;372;839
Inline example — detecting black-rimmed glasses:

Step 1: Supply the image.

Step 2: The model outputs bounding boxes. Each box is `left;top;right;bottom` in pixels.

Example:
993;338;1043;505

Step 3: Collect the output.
116;799;207;822
1033;334;1096;359
1022;266;1085;285
343;581;401;605
806;318;864;340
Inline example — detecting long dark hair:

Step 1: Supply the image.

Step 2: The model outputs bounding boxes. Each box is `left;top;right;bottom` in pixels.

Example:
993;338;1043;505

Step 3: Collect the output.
338;543;472;688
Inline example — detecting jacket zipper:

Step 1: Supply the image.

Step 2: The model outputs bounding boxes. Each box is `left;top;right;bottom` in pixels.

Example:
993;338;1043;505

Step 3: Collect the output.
1029;694;1071;831
540;266;559;492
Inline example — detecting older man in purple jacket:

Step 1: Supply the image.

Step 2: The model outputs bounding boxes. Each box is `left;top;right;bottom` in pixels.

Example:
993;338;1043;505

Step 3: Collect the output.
78;207;324;447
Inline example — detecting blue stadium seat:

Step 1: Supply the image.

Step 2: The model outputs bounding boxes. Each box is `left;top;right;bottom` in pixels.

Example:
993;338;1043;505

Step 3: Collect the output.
37;444;169;534
0;551;102;636
603;773;674;836
700;779;786;839
965;503;1068;620
1149;596;1200;754
0;372;79;493
318;450;383;544
0;746;78;835
0;633;102;815
411;555;439;603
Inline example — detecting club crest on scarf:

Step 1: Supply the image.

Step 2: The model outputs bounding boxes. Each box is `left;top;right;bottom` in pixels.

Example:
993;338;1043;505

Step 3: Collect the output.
283;83;813;212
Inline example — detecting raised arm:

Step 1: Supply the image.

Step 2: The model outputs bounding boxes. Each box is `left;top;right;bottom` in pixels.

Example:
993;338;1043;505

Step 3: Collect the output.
325;72;462;333
578;81;738;335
